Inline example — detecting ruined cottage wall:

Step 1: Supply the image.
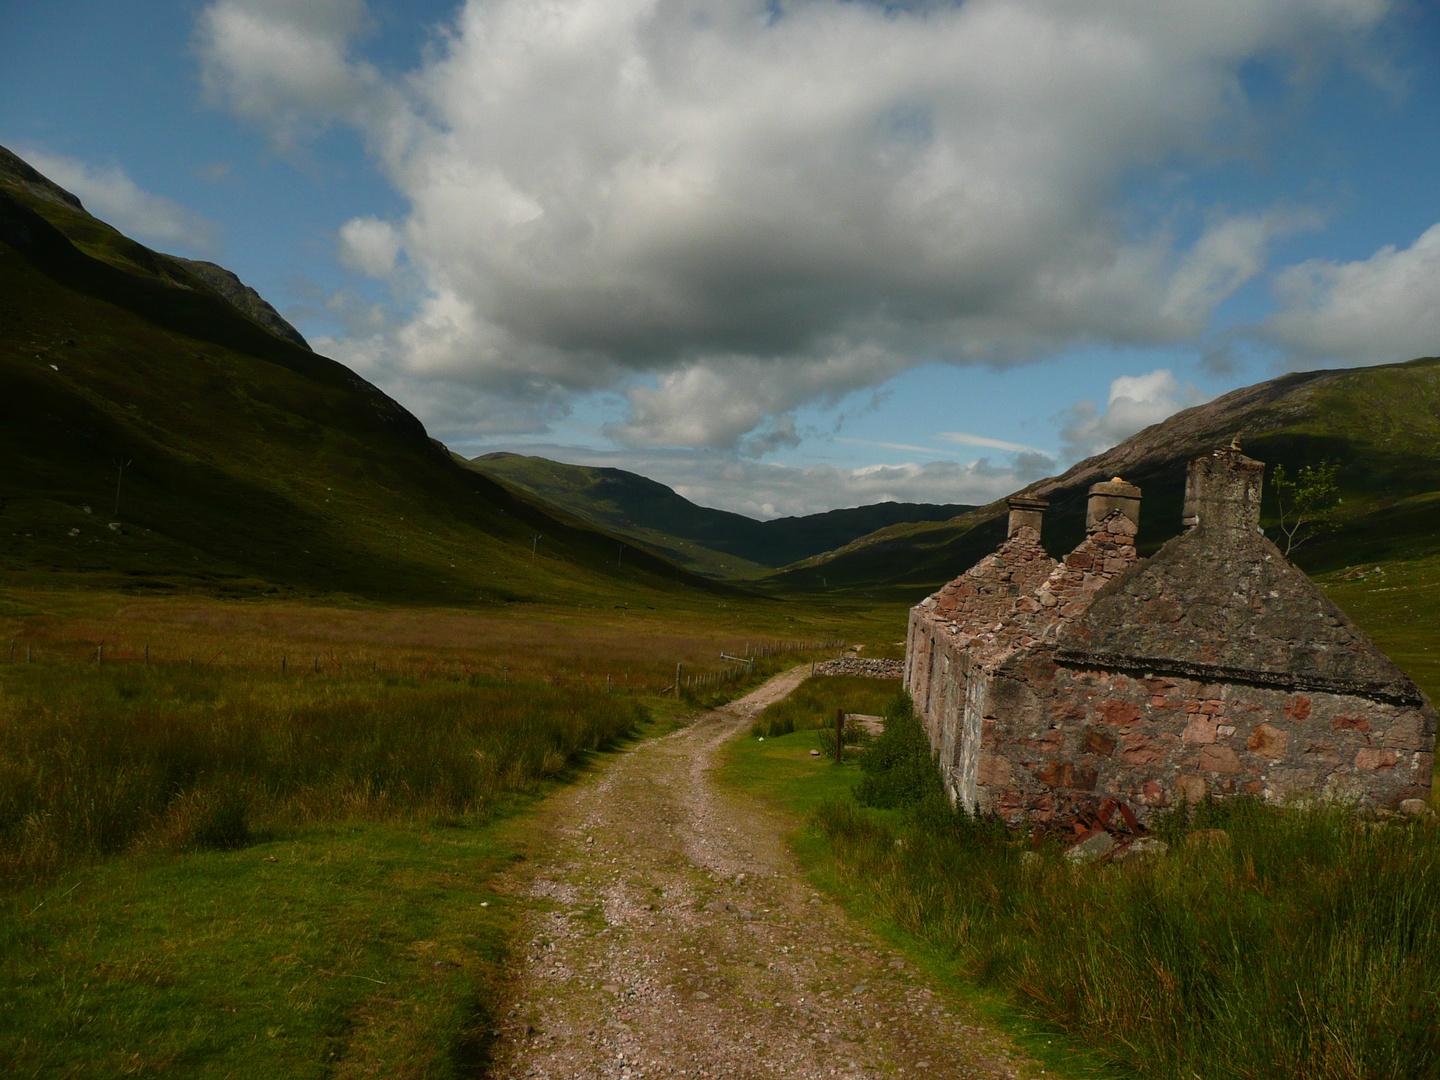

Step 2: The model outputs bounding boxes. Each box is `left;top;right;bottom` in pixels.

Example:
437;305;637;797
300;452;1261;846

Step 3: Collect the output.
1031;510;1138;634
905;525;1059;807
921;526;1056;651
970;652;1435;823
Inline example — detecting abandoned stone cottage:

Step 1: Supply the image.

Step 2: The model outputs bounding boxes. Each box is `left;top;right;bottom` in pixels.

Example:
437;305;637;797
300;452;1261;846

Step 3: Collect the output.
903;447;1435;824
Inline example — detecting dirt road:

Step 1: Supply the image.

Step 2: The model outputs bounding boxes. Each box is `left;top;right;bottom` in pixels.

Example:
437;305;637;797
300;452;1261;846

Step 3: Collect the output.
488;668;1039;1080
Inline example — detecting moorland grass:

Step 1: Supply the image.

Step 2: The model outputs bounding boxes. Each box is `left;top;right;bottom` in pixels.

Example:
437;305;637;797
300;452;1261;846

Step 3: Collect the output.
0;661;644;886
814;694;1440;1080
0;595;862;1078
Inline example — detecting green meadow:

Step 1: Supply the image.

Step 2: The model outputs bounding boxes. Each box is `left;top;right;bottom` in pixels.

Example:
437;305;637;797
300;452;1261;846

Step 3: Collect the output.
0;586;871;1078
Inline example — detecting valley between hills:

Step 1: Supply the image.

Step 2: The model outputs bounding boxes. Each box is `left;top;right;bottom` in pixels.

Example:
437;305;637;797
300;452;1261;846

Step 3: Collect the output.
3;142;1440;1079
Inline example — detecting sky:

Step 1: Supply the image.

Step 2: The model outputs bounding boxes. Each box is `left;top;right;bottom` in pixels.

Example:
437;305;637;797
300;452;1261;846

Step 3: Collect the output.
4;0;1439;519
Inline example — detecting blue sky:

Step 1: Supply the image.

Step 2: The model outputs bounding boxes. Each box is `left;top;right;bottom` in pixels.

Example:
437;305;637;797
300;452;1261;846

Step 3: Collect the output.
5;0;1439;518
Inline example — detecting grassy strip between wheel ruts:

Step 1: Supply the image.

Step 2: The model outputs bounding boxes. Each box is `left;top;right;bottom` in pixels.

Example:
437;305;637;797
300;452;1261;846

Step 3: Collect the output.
724;690;1440;1080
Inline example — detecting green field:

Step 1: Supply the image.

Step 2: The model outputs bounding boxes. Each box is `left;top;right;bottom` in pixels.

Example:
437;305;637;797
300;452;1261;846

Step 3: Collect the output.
4;817;519;1079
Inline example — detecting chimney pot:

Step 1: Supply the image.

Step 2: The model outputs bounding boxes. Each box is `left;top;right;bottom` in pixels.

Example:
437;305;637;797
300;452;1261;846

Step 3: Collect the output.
1006;495;1049;539
1184;448;1264;532
1086;479;1141;534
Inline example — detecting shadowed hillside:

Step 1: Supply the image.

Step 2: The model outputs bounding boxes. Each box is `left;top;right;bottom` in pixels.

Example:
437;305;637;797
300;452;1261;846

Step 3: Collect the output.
0;144;710;603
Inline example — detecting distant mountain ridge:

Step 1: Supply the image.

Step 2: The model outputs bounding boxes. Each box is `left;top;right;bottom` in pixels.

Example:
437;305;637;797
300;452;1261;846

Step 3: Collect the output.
468;452;975;577
774;354;1440;597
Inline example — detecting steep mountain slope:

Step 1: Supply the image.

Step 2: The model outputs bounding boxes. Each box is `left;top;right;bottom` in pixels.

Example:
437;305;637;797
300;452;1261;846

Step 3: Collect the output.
776;356;1440;596
468;452;974;577
0;145;708;603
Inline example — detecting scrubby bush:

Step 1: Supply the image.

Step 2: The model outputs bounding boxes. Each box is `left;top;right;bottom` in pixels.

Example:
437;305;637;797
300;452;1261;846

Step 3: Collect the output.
852;691;946;808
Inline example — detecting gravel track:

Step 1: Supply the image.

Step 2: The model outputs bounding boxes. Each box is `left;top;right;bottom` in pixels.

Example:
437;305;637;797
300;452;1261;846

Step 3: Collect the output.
487;667;1040;1080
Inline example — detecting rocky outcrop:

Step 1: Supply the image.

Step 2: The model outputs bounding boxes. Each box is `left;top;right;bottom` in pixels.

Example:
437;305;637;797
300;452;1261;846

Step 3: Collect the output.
168;257;310;351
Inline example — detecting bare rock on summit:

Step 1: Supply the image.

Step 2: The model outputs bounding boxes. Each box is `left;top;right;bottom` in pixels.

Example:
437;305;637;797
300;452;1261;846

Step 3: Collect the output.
168;257;311;351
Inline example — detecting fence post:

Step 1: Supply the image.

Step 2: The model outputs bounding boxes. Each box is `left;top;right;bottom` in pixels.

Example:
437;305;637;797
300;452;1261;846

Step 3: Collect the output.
675;662;681;695
835;708;844;765
282;654;287;673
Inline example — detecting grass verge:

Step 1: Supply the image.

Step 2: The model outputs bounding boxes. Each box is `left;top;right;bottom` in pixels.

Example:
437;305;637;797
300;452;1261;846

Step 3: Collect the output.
2;813;526;1079
726;690;1440;1080
717;698;1117;1080
0;662;645;886
747;673;899;739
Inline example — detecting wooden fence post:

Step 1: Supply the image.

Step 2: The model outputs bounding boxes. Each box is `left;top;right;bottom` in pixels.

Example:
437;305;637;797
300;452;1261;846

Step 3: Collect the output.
835;708;844;765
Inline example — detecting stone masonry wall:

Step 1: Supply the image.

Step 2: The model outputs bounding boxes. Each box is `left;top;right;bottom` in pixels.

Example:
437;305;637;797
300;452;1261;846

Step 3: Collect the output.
904;497;1433;821
1032;511;1138;636
917;525;1055;656
972;653;1433;824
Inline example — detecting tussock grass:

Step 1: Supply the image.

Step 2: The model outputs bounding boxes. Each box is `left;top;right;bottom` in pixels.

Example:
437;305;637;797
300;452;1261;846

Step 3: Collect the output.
0;662;644;886
819;693;1440;1080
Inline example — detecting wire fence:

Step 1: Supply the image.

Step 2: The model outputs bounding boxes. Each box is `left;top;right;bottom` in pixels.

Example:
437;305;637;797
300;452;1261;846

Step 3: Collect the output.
665;638;847;695
4;636;849;697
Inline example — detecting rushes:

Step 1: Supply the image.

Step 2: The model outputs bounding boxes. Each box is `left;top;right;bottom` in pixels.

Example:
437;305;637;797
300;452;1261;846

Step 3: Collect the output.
819;694;1440;1080
0;664;644;885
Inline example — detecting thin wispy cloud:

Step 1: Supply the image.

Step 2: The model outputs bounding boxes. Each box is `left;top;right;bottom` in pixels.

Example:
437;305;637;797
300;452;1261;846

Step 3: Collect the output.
20;148;221;255
937;431;1049;455
835;437;953;458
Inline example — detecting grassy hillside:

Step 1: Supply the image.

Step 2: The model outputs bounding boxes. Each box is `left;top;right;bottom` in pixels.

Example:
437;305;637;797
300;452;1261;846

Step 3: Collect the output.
468;451;973;577
776;356;1440;596
0;145;713;605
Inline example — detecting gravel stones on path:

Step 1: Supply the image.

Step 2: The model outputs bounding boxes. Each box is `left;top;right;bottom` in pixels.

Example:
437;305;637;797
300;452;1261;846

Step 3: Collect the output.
487;668;1040;1080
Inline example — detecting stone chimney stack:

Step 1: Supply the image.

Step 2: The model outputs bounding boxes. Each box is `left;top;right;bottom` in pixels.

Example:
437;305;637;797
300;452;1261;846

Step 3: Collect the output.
1183;447;1264;531
1086;478;1141;535
1006;495;1049;539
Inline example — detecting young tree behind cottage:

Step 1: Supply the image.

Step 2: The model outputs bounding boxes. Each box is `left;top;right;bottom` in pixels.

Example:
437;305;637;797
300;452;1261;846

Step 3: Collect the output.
1271;461;1341;556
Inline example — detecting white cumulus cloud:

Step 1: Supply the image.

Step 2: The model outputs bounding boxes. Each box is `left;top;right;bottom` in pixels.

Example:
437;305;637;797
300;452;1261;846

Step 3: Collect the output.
337;216;402;277
1262;221;1440;365
198;0;1393;451
1060;368;1209;460
196;0;379;149
20;149;221;255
